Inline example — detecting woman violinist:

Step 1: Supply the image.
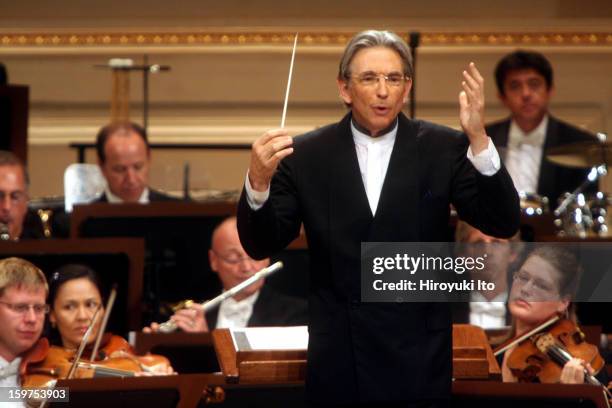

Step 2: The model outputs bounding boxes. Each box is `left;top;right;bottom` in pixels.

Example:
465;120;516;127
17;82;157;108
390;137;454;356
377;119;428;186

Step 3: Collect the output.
23;264;173;386
500;246;610;388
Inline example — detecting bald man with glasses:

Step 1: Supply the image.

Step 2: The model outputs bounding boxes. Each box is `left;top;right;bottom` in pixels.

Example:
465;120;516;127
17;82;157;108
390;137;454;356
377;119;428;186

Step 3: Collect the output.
148;217;307;333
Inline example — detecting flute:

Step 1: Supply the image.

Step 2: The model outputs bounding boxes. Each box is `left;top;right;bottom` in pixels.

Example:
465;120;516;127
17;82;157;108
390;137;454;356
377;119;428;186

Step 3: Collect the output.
157;261;284;333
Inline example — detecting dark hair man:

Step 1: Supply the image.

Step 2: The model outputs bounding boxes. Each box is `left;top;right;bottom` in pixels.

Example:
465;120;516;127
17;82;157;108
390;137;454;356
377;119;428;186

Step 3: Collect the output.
95;122;176;203
487;50;594;204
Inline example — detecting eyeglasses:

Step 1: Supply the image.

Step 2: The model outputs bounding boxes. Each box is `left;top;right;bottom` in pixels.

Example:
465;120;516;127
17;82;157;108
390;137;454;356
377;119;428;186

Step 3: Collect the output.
212;250;258;265
0;301;49;315
512;270;558;296
350;72;407;87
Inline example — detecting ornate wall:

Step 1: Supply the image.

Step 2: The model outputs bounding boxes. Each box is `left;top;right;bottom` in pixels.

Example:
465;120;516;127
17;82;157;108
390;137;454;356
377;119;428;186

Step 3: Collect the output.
1;0;611;197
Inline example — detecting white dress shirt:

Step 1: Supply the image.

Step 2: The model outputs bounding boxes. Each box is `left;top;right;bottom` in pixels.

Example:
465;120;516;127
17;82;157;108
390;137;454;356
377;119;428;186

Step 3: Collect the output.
104;187;150;203
504;116;548;194
469;291;508;329
245;120;501;210
352;121;397;214
215;291;260;329
0;356;25;408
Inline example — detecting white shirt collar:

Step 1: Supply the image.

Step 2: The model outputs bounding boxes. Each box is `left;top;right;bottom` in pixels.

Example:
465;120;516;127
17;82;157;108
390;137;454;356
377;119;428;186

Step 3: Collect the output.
104;186;150;204
0;355;21;380
216;290;260;329
508;115;548;149
222;290;260;309
351;120;398;147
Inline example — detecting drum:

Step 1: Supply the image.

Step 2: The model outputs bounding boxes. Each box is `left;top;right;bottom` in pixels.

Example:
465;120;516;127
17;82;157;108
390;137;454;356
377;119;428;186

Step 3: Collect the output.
555;192;611;238
519;192;549;216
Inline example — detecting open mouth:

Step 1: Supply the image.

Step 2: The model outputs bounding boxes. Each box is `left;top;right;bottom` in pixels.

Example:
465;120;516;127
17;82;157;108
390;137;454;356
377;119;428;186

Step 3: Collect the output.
373;106;390;115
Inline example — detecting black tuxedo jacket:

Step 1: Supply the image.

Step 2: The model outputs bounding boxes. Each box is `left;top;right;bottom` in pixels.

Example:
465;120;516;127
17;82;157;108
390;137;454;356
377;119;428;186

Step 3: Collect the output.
486;116;595;205
94;188;179;203
238;112;519;404
206;285;308;329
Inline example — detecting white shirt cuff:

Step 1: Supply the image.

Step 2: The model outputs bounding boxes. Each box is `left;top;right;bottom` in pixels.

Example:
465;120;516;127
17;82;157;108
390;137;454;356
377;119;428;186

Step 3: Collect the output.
466;137;501;176
244;171;270;210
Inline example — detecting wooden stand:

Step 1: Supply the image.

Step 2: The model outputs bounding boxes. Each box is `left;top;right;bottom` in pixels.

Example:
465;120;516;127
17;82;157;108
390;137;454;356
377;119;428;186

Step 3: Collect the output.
132;332;220;374
54;374;220;408
453;381;610;408
453;324;501;380
212;329;306;384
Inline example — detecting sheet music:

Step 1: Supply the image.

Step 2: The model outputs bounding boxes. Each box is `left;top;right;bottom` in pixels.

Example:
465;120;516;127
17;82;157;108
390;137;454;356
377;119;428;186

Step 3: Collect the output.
230;326;308;351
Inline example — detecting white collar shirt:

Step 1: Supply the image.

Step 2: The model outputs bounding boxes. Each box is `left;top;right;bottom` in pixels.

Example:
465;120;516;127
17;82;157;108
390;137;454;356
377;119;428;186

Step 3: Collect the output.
469;291;508;329
351;120;398;216
504;115;548;195
104;187;150;204
216;290;260;329
0;355;25;408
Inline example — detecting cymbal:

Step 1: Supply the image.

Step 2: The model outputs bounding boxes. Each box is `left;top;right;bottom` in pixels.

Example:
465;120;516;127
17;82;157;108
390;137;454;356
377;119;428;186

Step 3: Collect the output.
546;141;612;168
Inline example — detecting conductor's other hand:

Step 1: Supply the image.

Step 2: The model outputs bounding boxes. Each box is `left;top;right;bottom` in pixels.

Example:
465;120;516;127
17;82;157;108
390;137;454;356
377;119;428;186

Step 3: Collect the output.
248;129;294;191
459;62;488;155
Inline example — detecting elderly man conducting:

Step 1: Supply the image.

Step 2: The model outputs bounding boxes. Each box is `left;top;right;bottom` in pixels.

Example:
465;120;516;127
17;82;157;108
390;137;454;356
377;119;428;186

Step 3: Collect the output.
238;30;520;407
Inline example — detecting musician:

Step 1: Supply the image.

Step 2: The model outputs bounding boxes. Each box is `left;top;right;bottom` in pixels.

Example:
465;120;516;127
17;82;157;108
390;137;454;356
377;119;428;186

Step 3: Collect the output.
0;257;47;406
0;151;48;240
453;221;522;328
147;216;307;332
486;50;594;205
500;246;609;385
46;264;174;374
238;30;519;406
95;121;177;203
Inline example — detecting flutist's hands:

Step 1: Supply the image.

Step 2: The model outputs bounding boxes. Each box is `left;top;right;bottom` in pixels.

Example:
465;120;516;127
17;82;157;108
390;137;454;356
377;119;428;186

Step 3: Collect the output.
170;307;209;332
248;129;294;192
143;306;209;333
459;62;488;155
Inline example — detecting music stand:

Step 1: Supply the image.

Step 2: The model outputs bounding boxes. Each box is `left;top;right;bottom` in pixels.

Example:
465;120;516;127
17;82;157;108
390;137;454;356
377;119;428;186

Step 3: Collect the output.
0;238;145;333
212;328;307;385
132;332;219;374
52;374;219;408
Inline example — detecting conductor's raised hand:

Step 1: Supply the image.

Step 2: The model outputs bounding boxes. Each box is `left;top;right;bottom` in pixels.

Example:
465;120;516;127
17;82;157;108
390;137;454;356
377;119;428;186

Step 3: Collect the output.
248;129;294;192
459;62;488;155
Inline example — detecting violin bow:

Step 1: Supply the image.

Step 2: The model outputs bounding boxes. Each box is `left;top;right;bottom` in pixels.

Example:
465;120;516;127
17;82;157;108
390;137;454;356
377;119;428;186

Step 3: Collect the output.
90;285;118;362
67;305;102;379
38;305;102;408
493;314;560;357
280;33;298;129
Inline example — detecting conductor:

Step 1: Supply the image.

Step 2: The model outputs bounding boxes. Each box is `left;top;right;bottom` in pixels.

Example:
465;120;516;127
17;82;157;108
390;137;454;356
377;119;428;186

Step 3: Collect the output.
238;30;520;407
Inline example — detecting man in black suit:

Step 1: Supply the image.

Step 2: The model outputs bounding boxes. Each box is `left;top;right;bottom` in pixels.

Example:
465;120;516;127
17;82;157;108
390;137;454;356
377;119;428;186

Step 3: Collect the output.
0;150;50;240
95;121;176;203
237;30;519;406
148;216;307;332
486;50;595;205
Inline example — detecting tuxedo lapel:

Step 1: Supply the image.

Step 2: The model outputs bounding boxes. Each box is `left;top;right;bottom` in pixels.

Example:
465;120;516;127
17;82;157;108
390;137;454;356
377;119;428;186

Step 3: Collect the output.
491;119;511;163
370;114;420;241
329;114;373;235
537;116;559;198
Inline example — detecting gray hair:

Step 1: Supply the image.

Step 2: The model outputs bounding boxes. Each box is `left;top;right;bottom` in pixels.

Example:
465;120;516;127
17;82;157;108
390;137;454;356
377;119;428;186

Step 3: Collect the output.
338;30;413;81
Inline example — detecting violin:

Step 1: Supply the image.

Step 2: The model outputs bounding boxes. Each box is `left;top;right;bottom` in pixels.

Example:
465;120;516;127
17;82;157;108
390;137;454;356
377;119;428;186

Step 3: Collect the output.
20;334;173;388
500;317;604;384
